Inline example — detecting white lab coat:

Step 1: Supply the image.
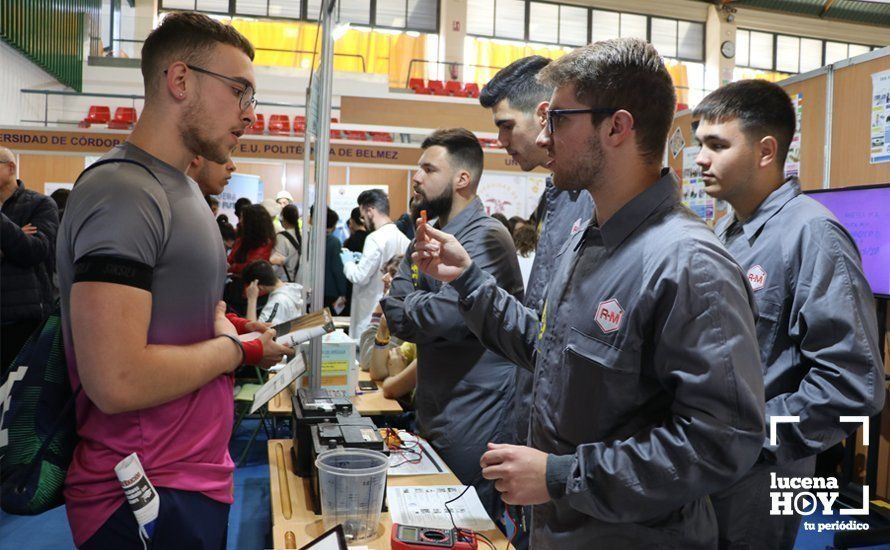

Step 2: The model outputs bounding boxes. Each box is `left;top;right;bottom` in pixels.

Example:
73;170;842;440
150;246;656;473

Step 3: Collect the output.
343;222;410;339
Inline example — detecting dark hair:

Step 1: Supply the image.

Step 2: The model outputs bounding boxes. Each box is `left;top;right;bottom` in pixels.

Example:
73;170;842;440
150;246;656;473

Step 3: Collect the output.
508;215;526;235
280;203;302;248
357;188;390;216
350;207;363;225
513;223;538;256
141;11;254;98
491;212;509;231
50;188;69;218
241;259;279;286
693;79;796;167
538;38;676;164
234;204;275;263
325;207;339;230
383;254;403;277
205;195;219;209
421;128;484;186
480;56;553;113
217;217;236;242
234;197;252;218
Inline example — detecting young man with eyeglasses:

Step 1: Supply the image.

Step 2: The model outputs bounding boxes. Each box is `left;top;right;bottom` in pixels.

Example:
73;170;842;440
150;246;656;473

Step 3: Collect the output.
409;38;766;547
56;12;290;549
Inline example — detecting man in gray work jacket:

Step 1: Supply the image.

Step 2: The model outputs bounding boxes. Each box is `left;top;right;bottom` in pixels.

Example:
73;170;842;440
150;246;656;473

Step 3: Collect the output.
408;39;766;548
695;80;885;549
381;128;523;522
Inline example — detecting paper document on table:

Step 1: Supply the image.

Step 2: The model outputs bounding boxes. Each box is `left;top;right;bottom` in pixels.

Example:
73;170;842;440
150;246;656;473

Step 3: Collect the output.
275;309;335;347
250;353;306;414
387;432;448;476
386;486;496;532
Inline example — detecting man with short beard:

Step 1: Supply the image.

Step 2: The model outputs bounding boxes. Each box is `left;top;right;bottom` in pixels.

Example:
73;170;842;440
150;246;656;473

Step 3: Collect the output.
55;12;290;549
408;39;765;548
381;128;523;523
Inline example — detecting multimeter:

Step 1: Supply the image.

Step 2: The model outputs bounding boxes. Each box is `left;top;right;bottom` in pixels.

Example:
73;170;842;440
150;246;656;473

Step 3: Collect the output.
391;524;478;549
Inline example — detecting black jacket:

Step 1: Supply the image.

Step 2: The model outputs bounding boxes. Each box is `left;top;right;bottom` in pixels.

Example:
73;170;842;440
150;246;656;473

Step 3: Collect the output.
1;180;59;323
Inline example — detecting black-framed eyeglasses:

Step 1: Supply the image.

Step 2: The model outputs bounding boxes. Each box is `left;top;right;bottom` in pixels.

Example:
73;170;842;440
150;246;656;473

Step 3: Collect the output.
545;107;619;135
166;64;257;112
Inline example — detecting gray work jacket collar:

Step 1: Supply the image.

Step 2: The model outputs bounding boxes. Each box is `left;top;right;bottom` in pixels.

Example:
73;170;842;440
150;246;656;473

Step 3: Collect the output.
439;195;485;234
594;168;679;252
719;176;801;245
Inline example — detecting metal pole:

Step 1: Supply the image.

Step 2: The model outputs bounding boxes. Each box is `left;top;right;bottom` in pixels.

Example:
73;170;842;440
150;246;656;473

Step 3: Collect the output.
307;0;337;389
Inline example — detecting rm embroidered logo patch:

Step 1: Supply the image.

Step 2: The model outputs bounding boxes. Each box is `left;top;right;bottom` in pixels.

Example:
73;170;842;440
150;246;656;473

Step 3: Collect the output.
595;298;624;334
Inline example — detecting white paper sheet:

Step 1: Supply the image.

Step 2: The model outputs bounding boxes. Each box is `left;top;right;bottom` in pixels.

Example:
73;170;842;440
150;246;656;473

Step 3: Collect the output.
387;432;448;476
386;486;496;532
250;353;306;413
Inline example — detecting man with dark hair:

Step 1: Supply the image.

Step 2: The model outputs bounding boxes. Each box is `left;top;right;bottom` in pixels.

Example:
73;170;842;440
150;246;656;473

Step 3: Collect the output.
343;207;368;253
382;128;523;522
311;206;349;313
409;39;765;547
343;189;409;338
188;155;236;197
243;259;304;324
56;12;290;549
481;54;593;449
694;79;884;549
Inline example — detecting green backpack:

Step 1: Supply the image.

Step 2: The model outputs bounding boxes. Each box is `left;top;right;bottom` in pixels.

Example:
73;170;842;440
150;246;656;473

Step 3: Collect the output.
0;302;80;514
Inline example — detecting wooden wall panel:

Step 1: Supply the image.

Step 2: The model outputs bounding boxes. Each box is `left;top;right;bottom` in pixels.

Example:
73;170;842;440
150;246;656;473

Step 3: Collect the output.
781;74;827;191
830;54;890;188
340;96;493;133
347;167;411;217
17;154;84;193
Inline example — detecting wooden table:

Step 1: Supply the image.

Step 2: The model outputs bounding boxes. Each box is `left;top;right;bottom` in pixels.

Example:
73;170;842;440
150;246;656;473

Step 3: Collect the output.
267;371;403;417
268;439;509;549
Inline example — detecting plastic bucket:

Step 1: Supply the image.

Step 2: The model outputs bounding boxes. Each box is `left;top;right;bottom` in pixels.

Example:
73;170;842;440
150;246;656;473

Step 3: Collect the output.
315;448;389;541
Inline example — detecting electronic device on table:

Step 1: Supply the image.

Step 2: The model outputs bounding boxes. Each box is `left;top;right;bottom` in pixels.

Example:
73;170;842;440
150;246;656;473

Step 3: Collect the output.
307;413;388;514
391;524;478;549
291;388;354;477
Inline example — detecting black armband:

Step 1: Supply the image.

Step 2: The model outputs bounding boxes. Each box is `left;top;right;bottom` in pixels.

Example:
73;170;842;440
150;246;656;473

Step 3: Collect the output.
74;254;153;290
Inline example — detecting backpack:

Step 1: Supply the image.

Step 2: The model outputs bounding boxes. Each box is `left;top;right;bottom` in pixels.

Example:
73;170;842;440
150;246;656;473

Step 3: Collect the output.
277;229;301;282
0;157;160;515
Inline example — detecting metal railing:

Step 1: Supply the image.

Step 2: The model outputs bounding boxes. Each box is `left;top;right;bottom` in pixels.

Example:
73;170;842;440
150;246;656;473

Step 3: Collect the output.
403;59;505;87
19;89;341;127
255;47;367;72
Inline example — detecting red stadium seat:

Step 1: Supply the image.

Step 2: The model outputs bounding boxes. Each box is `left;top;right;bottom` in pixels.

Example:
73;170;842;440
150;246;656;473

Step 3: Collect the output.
83;105;110;124
107;107;137;130
344;130;367;141
463;83;480;98
445;81;463;96
409;78;425;91
294;115;306;136
370;132;393;142
427;80;447;96
269;114;291;136
245;113;265;135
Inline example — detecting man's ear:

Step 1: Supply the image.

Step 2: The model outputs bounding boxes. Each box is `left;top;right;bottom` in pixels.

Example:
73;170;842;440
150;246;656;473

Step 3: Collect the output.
603;110;635;148
535;101;549;129
454;169;472;192
758;136;779;169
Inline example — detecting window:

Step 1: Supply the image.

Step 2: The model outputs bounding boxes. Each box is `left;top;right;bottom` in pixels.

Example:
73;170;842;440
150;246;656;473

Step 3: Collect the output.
161;0;228;10
590;10;619;42
466;0;494;36
749;31;773;70
799;38;822;72
650;18;704;61
559;5;587;46
620;13;647;41
776;35;800;73
651;18;677;58
466;0;524;40
529;2;559;44
738;29;880;73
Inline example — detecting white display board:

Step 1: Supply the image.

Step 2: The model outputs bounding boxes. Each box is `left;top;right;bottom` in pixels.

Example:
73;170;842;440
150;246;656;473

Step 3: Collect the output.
329;184;386;227
215;173;263;223
476;172;547;219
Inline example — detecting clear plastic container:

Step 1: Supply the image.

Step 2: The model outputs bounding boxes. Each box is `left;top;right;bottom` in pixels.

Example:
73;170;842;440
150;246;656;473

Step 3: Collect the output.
315;448;389;542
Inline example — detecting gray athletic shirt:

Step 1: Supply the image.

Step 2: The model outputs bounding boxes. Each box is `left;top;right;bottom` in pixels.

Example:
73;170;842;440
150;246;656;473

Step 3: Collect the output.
56;143;232;546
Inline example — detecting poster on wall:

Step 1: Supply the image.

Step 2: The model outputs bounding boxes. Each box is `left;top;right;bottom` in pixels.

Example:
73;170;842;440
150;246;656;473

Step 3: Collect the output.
329;185;387;229
669;127;685;159
784;93;803;177
681;146;715;222
870;69;890;164
477;173;546;220
216;173;264;223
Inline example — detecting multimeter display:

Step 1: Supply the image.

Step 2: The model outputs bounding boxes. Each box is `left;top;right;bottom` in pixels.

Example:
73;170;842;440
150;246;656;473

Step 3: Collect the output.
400;526;420;541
